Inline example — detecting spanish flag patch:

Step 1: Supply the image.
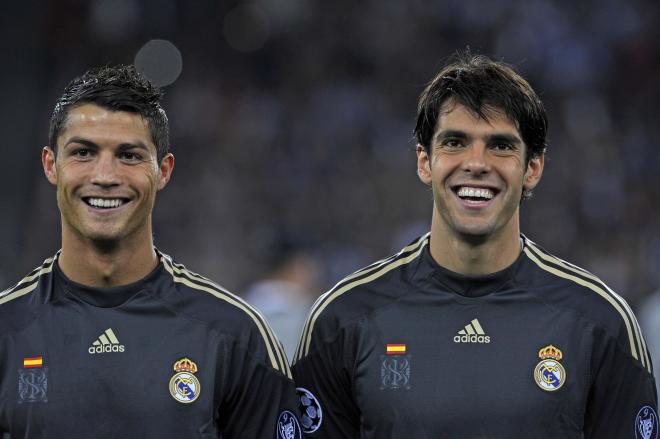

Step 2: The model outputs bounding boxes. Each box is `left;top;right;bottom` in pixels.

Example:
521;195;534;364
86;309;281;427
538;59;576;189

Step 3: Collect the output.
23;356;43;368
386;344;406;355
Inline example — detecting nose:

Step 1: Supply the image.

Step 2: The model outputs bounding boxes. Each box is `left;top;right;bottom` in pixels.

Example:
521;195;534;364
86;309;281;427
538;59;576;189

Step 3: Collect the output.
462;143;490;175
90;152;121;187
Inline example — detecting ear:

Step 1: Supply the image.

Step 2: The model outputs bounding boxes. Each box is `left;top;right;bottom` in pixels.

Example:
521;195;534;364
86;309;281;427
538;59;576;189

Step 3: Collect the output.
523;153;544;192
416;144;432;186
157;153;175;190
42;146;58;186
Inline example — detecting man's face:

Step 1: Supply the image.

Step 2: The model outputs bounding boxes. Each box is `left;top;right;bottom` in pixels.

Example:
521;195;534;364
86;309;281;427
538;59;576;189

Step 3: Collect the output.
417;101;543;241
42;103;173;244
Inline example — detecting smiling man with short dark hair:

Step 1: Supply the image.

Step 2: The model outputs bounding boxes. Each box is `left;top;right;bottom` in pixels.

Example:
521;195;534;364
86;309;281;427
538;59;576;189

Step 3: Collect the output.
292;52;657;438
0;65;301;439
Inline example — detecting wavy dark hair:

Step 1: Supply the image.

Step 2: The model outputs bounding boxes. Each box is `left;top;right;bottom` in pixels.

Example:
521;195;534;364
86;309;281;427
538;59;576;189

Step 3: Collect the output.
414;51;547;164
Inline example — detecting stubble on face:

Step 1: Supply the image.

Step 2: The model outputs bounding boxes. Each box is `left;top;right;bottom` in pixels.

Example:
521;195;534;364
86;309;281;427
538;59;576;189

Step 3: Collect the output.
51;104;163;250
424;102;530;244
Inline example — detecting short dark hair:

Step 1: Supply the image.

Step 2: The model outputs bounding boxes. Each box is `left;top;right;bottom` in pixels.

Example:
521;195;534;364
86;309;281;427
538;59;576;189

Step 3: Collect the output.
49;65;169;162
414;51;547;163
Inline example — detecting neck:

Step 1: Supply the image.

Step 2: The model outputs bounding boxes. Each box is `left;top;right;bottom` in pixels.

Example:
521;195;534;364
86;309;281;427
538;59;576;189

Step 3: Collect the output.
428;208;522;276
58;224;158;288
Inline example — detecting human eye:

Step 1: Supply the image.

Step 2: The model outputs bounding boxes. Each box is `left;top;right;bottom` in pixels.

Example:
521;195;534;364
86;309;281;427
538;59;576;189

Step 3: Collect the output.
440;138;464;149
71;148;93;159
490;141;517;153
493;142;513;151
118;151;144;163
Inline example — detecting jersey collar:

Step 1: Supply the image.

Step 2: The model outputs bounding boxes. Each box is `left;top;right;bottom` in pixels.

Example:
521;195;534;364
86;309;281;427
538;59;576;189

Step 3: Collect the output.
418;235;527;298
54;251;164;308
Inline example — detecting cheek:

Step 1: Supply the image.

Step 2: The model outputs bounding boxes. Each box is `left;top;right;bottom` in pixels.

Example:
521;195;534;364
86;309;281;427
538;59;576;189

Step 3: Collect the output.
55;171;79;196
429;162;453;186
57;159;84;176
140;168;161;195
498;159;526;182
506;155;525;174
56;160;91;185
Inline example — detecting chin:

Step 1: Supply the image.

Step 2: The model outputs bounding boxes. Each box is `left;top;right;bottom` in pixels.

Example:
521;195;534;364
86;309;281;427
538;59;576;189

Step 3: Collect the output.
97;240;123;252
81;227;125;244
86;232;122;241
453;222;499;242
456;231;492;245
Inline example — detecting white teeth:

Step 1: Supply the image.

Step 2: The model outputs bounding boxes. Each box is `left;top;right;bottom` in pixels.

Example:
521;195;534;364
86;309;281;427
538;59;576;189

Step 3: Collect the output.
457;187;494;200
87;198;124;208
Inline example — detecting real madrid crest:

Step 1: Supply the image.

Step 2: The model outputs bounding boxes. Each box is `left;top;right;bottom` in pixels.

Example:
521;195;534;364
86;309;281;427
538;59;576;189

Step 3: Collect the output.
169;357;201;404
533;345;566;392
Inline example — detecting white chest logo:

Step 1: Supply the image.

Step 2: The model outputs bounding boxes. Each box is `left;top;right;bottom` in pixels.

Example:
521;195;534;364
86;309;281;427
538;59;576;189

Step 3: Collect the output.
88;328;125;354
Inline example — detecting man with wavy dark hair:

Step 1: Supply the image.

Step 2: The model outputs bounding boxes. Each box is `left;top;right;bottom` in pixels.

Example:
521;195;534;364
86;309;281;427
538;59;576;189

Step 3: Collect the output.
292;52;657;438
0;65;302;438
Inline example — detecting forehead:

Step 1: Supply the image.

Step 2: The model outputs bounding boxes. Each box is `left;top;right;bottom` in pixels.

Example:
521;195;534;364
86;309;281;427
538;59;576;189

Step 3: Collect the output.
58;103;154;149
435;101;521;138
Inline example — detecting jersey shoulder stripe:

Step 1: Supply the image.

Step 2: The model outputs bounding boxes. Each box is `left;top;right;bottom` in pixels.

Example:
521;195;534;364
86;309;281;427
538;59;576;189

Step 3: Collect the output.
293;233;429;362
523;237;650;373
0;253;58;306
292;233;429;362
159;253;291;378
294;234;430;363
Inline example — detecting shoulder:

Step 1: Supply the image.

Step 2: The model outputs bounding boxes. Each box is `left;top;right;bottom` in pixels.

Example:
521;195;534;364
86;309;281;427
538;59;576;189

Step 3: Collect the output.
156;251;291;378
0;254;57;305
0;254;58;332
293;233;430;363
521;236;651;373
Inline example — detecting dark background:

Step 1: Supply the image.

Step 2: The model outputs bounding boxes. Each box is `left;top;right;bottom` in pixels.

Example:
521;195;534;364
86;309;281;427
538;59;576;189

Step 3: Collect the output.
0;0;658;311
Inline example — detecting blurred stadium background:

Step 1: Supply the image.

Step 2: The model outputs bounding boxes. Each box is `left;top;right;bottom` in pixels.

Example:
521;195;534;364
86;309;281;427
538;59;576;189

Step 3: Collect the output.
0;1;658;323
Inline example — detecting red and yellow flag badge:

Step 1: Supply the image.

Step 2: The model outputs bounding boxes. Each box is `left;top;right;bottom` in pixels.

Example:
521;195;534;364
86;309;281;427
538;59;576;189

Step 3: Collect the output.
386;344;406;355
23;356;43;368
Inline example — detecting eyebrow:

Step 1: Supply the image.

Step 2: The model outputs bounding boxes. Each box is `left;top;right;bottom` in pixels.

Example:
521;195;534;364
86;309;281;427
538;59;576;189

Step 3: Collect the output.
434;130;522;145
117;141;151;152
434;130;468;141
64;137;98;150
64;137;151;152
487;133;522;145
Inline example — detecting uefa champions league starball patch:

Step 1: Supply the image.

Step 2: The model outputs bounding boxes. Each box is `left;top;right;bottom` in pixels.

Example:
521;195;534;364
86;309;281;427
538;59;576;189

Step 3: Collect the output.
276;410;302;439
169;357;201;404
296;387;322;433
533;345;566;392
635;405;659;439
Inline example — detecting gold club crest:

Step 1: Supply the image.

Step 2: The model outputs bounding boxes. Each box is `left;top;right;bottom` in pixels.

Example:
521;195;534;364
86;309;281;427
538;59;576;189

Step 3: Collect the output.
533;345;566;392
169;357;201;404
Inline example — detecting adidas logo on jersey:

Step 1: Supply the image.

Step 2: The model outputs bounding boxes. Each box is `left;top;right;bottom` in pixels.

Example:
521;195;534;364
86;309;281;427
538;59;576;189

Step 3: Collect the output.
454;319;490;344
88;328;125;354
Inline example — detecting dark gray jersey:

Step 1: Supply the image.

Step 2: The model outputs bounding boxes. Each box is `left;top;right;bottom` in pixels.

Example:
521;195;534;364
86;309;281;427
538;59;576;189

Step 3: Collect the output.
0;250;302;439
292;233;657;438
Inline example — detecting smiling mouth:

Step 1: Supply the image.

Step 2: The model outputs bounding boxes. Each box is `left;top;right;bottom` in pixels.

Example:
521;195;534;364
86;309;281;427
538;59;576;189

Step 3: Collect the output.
453;186;498;202
82;197;130;209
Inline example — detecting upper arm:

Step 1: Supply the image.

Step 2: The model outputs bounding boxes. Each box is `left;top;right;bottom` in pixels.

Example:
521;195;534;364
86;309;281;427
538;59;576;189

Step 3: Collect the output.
219;337;302;439
292;314;360;438
584;328;658;438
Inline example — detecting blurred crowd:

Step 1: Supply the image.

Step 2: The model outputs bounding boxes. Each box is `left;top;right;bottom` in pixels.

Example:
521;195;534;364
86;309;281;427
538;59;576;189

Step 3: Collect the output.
0;0;658;356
